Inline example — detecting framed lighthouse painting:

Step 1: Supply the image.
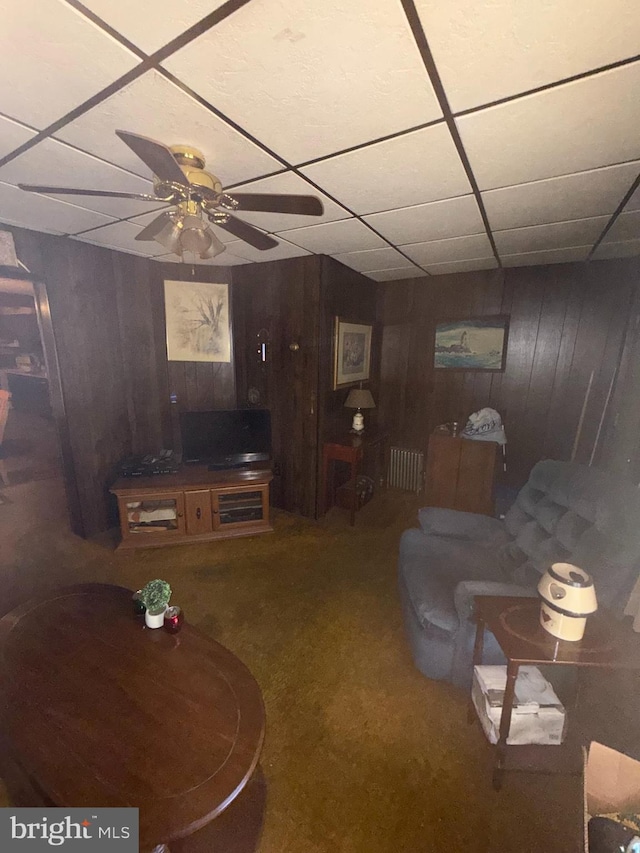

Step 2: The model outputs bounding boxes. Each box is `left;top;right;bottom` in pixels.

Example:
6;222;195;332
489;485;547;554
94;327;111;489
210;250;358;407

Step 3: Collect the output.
433;315;509;372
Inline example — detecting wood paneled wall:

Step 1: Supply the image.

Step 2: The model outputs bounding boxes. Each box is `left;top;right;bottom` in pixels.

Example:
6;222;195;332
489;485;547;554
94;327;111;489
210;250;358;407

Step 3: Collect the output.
377;259;639;487
3;227;238;535
6;225;148;535
233;256;321;515
318;257;380;437
151;263;236;454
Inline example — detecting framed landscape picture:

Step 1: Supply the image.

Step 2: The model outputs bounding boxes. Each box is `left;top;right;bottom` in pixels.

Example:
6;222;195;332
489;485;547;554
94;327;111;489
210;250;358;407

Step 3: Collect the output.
333;317;372;389
164;280;231;363
434;315;509;371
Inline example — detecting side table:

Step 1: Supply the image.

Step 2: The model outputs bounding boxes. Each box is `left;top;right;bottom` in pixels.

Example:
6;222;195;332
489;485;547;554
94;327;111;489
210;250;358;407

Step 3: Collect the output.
469;595;640;790
321;431;388;525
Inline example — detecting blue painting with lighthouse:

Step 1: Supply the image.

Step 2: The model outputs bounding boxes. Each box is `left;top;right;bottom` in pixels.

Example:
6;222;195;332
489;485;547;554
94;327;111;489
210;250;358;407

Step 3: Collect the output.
434;315;508;371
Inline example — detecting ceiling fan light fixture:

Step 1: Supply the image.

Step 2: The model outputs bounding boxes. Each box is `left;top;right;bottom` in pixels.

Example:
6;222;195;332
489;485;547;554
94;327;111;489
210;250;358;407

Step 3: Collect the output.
153;214;183;255
180;214;211;254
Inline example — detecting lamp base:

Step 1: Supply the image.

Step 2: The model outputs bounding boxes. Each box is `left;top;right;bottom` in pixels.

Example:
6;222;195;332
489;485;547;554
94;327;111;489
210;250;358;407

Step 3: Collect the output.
351;411;364;432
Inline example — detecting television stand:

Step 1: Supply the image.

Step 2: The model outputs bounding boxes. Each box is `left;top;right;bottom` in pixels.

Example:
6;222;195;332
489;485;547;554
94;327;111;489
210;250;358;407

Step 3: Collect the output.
110;464;273;551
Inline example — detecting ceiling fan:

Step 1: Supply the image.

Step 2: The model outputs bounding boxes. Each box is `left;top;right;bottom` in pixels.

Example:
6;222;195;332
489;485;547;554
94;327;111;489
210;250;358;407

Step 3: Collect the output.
18;130;324;260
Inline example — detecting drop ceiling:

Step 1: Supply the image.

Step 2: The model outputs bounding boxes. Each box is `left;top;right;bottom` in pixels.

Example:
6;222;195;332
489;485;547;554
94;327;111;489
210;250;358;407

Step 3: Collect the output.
0;0;639;280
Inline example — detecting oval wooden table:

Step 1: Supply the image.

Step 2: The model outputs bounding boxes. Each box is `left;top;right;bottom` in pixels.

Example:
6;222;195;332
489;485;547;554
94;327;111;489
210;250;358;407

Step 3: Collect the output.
0;584;266;852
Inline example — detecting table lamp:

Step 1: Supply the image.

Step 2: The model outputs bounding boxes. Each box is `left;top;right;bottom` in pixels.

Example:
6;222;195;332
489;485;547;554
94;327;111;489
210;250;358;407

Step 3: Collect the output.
344;388;375;433
537;562;597;641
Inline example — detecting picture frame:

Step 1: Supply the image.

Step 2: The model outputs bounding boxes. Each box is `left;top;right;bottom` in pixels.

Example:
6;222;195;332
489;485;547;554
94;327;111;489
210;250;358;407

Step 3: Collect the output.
333;317;372;389
164;280;231;363
433;315;509;372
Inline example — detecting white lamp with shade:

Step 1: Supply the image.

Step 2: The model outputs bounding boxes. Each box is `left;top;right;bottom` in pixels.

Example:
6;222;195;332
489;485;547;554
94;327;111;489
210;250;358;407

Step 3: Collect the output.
344;388;375;433
537;563;597;642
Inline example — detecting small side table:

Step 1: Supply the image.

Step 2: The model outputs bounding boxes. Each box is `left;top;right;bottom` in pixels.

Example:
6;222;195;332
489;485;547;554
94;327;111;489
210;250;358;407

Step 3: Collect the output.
321;431;388;525
469;595;640;790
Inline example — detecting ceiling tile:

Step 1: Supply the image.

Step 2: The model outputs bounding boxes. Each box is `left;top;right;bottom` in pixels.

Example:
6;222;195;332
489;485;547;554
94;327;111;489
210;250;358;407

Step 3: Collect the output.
424;258;499;276
494;216;609;255
80;0;229;55
301;124;470;214
501;246;591;267
0;138;156;218
457;63;640;190
56;71;281;186
400;233;494;266
227;172;350;231
483;162;640;231
1;0;138;129
0;181;114;236
72;221;165;256
416;0;640;113
364;194;483;244
603;209;640;242
591;239;640;260
278;219;385;254
163;0;441;164
0;115;36;161
366;268;428;282
225;237;310;263
332;248;416;273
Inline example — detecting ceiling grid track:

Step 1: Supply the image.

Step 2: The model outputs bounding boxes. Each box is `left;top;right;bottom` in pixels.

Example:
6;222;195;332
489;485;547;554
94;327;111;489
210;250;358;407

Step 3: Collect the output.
0;0;639;274
399;0;502;269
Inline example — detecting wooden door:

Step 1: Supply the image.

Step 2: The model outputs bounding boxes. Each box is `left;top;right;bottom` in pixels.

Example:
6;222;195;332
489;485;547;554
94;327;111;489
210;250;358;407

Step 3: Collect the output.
184;489;213;535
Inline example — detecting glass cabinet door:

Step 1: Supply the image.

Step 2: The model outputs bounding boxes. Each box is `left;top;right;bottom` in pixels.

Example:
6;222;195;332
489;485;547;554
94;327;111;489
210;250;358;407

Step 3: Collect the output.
213;487;267;528
124;493;185;538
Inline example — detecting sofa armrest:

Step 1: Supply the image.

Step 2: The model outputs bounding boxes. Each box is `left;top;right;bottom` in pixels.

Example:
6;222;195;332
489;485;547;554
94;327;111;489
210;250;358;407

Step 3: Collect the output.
418;507;505;540
454;580;536;624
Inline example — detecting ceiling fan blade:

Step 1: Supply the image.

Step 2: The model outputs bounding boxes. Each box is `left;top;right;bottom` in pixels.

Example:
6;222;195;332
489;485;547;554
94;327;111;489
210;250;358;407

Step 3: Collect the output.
18;184;161;202
215;215;278;251
115;130;190;187
231;193;324;216
135;212;175;241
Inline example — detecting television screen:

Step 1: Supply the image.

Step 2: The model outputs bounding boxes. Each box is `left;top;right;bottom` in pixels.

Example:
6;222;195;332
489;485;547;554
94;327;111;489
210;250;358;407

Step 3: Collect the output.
180;409;271;467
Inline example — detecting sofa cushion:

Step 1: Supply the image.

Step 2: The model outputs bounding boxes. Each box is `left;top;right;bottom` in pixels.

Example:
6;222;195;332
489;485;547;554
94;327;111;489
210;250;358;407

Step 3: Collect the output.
418;507;505;541
399;528;509;634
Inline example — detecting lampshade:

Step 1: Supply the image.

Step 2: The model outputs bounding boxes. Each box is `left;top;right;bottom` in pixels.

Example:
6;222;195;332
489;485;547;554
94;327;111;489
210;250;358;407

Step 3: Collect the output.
344;388;375;410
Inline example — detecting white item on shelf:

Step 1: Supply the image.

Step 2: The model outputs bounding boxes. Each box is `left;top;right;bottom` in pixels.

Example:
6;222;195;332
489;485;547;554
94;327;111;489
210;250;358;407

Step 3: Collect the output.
472;665;566;746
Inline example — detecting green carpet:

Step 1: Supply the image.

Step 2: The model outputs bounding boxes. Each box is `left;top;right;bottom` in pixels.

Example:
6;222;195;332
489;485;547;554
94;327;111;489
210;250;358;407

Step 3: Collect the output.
0;487;581;852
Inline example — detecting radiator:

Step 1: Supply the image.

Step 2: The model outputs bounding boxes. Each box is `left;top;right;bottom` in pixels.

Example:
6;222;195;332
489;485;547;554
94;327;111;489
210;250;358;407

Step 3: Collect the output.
388;446;424;493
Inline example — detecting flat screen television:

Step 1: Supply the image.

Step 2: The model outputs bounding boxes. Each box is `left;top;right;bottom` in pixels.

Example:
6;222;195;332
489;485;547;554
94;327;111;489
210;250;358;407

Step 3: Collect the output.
180;409;271;468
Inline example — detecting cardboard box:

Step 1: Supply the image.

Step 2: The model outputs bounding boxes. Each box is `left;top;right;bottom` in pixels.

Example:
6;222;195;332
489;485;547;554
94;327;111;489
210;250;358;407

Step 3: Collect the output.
583;742;640;852
472;665;566;746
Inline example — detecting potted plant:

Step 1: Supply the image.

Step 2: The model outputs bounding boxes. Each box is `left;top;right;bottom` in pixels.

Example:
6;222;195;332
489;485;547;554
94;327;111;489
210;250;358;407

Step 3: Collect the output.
140;579;171;629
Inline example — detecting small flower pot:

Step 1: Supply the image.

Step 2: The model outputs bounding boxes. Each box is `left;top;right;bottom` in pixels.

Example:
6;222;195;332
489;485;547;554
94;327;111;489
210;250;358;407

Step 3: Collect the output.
145;608;167;629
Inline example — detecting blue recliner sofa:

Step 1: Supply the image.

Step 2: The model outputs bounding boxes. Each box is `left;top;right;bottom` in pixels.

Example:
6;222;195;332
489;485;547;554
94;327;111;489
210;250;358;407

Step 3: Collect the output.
398;460;640;688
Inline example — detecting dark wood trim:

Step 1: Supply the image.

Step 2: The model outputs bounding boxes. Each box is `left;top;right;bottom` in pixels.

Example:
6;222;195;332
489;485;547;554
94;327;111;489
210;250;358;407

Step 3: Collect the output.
399;0;501;268
32;281;85;537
